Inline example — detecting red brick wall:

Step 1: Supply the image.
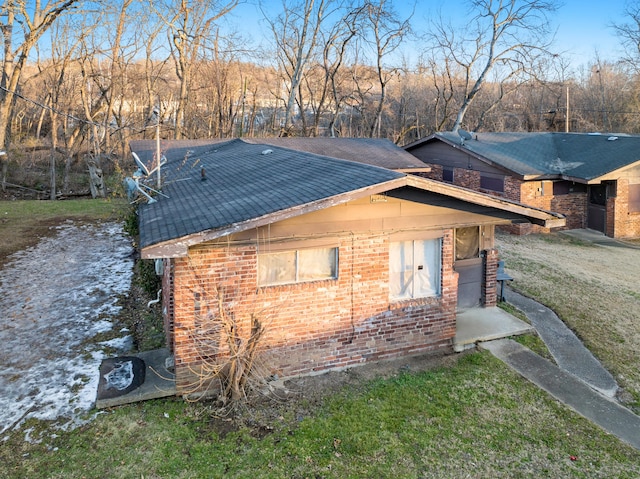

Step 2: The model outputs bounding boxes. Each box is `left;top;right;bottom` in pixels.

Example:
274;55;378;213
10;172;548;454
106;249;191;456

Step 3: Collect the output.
609;179;640;238
169;231;460;392
551;193;587;230
504;178;587;235
421;164;443;181
483;249;499;307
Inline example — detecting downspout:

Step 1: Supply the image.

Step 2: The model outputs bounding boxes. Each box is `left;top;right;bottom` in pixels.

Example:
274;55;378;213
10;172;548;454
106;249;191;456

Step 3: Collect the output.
147;289;162;308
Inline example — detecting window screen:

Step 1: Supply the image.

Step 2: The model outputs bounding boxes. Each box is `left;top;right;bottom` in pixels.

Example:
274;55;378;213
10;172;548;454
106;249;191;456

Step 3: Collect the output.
455;226;480;260
258;247;338;286
630;184;640;213
389;239;441;300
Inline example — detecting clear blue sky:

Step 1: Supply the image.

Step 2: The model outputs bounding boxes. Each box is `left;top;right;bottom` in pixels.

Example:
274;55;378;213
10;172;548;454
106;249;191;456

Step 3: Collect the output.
550;0;628;66
231;0;631;70
423;0;629;68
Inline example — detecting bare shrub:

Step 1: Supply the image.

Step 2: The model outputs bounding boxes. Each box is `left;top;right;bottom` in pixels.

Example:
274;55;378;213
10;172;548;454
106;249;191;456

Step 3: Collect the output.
183;284;269;406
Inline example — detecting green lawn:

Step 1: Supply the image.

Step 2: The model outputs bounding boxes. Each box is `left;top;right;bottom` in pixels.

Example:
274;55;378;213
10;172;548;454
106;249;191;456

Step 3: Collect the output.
3;353;639;479
2;204;639;478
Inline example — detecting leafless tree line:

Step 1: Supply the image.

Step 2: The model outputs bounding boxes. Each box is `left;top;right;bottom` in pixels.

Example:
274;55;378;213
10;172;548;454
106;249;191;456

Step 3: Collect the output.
3;0;640;194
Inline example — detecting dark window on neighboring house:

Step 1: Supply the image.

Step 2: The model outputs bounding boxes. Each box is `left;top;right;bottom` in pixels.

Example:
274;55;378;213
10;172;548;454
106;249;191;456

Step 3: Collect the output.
442;167;454;183
553;181;587;195
480;174;504;193
589;184;607;206
629;184;640;213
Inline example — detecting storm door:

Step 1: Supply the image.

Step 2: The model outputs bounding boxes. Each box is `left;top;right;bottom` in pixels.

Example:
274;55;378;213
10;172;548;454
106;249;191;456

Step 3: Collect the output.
453;226;482;310
587;184;607;233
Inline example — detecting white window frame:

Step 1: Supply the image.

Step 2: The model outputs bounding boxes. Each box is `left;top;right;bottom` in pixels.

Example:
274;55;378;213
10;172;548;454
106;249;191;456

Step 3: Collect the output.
258;247;338;286
389;238;442;301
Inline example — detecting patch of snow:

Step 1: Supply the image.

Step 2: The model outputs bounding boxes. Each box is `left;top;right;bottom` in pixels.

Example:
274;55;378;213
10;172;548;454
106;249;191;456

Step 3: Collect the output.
100;335;134;352
0;222;134;435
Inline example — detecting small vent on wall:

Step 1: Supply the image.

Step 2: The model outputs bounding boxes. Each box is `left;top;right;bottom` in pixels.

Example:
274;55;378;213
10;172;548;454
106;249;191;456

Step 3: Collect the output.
370;194;388;203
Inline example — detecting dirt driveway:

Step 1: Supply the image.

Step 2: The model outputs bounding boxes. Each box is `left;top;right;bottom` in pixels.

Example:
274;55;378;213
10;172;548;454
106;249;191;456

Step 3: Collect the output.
0;221;134;435
496;231;640;405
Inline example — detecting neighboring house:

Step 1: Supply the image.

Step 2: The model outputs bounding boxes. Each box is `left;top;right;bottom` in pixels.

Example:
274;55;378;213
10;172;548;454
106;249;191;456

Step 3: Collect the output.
405;131;640;238
131;138;564;394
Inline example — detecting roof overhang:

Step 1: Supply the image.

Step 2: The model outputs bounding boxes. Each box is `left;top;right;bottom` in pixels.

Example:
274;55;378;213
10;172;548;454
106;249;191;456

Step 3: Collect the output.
398;167;432;173
141;174;565;259
406;134;528;180
141;176;409;259
403;176;566;228
575;158;640;184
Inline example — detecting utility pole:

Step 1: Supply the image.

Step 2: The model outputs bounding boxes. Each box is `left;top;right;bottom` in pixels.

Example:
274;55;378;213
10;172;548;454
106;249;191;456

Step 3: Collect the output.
156;99;161;190
565;86;569;133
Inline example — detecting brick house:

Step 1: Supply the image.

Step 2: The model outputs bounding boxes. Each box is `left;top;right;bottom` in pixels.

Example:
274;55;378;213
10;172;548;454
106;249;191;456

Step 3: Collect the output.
132;138;564;394
405;132;640;238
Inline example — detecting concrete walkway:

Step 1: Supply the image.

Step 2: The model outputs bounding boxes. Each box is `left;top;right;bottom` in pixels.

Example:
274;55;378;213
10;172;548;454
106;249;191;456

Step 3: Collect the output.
482;339;640;450
503;288;618;398
454;306;534;352
479;228;640;449
477;268;640;450
560;228;640;249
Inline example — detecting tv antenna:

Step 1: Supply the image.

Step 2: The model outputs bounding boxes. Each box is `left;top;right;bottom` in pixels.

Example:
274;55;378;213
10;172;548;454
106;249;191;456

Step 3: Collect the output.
458;129;473;145
124;151;169;204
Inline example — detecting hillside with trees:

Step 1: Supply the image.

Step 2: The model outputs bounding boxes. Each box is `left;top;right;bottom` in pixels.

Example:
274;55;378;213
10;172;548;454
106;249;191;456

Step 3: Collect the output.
2;0;640;198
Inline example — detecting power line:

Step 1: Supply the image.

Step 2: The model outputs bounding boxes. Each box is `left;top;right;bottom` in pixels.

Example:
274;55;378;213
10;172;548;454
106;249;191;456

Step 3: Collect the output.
0;85;153;132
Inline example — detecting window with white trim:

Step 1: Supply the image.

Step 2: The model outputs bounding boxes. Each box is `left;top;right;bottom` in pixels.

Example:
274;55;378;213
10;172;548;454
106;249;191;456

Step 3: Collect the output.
389;239;442;300
258;247;338;286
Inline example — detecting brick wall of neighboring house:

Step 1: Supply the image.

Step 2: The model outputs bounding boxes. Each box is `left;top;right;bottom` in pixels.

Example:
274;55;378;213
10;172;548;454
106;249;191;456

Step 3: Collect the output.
492;178;586;235
503;176;521;201
422;164;442;181
551;192;588;230
168;230;462;393
453;168;481;191
609;179;640;238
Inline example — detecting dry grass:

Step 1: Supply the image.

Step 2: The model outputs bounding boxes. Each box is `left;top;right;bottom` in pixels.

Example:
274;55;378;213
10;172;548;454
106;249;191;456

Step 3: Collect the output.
496;232;640;407
0;199;128;267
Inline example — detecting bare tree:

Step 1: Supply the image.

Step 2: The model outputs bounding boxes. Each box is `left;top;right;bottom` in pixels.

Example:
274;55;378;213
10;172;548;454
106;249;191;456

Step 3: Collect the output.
264;0;334;136
152;0;239;139
614;1;640;72
35;17;86;199
321;5;363;137
362;0;411;138
0;0;80;190
429;0;557;132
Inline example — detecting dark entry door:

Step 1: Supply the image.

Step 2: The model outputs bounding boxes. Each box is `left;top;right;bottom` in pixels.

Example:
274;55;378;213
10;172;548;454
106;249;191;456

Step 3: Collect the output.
453;227;482;310
587;184;607;233
455;257;483;309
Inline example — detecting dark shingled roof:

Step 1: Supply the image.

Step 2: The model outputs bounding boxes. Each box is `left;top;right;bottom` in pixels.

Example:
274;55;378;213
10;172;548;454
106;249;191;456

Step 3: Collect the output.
412;132;640;181
129;137;427;171
242;137;427;170
136;139;405;249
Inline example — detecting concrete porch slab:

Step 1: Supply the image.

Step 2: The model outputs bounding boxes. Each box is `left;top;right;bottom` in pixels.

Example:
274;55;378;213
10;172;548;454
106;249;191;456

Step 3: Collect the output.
96;348;176;409
454;307;534;352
